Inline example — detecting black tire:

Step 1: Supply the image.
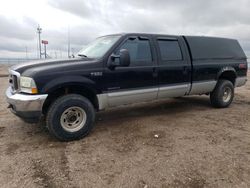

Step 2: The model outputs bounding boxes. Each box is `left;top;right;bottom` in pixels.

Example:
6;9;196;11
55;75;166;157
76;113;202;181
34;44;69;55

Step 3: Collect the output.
46;94;95;141
210;79;234;108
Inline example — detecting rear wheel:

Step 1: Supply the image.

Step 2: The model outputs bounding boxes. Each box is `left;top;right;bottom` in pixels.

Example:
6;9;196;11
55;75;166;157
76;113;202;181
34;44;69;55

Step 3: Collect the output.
210;79;234;108
46;94;95;141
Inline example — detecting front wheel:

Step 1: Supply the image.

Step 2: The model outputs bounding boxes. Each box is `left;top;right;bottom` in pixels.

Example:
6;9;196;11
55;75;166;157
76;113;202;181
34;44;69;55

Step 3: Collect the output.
210;79;234;108
46;94;95;141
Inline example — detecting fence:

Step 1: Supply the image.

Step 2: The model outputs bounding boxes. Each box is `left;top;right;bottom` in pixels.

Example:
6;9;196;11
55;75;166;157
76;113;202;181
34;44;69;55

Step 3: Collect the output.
0;58;40;65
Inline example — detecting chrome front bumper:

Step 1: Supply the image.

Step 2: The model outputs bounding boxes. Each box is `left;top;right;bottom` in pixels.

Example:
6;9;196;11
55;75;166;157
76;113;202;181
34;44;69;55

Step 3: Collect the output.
6;87;48;122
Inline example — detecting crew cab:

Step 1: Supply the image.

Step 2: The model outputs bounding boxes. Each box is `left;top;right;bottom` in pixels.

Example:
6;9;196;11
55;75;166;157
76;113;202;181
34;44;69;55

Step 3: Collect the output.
6;33;248;141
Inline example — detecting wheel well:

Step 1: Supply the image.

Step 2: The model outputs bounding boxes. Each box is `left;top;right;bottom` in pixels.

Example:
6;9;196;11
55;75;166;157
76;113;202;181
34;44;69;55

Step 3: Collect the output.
42;85;99;114
218;71;236;85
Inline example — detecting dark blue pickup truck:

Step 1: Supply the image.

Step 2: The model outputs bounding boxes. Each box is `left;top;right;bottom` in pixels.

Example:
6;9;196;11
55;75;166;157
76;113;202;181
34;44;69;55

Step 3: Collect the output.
6;33;248;141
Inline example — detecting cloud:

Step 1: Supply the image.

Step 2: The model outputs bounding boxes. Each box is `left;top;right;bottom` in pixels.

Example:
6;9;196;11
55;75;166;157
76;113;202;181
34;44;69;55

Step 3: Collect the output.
47;0;250;57
0;16;37;40
48;0;96;18
0;0;250;58
0;14;102;58
48;0;250;27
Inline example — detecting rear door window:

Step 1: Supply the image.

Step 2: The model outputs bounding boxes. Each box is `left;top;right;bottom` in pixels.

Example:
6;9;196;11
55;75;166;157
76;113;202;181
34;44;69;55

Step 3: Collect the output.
157;39;182;61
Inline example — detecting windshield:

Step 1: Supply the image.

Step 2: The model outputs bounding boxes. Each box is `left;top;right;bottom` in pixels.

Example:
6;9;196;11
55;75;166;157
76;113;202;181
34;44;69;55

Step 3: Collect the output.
78;35;121;58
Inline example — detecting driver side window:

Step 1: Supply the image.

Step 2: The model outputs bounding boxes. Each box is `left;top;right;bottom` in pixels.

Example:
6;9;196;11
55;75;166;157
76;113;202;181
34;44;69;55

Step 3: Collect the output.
117;37;152;66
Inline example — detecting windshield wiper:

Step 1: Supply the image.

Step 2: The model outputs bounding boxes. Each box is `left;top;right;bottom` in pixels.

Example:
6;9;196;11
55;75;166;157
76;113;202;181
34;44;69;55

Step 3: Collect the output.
78;54;88;57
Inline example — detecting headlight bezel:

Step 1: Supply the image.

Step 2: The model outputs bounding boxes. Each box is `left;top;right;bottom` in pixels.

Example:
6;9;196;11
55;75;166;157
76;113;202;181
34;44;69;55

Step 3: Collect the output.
20;76;38;94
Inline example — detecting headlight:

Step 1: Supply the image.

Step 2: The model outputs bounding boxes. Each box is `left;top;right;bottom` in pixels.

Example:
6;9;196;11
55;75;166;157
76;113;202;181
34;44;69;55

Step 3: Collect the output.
20;76;38;94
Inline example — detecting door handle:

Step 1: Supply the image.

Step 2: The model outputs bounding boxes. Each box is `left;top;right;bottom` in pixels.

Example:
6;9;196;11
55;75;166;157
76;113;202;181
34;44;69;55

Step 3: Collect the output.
183;66;188;75
152;67;158;77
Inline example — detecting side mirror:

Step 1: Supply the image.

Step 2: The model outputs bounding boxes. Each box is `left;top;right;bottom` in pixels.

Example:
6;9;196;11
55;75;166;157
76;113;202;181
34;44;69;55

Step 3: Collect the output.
119;49;130;67
108;49;130;69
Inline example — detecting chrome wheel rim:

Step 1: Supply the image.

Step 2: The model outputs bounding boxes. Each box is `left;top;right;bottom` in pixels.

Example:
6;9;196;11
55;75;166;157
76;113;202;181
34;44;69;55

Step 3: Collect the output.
222;87;232;103
60;106;86;132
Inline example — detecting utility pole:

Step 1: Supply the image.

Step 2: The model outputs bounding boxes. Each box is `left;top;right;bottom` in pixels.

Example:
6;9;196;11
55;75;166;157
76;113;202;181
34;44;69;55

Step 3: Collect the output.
44;43;47;59
25;46;28;60
37;25;42;59
67;25;70;58
71;47;75;58
42;40;48;59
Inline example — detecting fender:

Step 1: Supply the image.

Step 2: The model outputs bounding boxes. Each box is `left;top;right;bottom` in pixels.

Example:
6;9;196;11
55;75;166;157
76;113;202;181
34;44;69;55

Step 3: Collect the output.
216;66;237;80
41;75;100;94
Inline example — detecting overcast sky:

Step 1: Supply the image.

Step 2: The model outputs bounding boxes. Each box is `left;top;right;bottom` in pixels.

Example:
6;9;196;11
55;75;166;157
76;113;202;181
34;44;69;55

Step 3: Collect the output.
0;0;250;59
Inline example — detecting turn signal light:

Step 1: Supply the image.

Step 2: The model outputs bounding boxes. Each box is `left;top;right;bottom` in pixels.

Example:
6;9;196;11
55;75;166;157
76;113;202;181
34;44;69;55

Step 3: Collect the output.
31;88;38;94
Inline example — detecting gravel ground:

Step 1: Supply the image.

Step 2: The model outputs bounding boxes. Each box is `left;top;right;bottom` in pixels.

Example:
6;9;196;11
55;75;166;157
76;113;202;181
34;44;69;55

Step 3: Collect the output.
0;65;9;77
0;74;250;188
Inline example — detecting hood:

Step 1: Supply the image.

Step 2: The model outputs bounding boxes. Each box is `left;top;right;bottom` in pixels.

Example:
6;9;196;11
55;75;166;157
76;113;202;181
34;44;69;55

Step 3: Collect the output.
10;57;99;76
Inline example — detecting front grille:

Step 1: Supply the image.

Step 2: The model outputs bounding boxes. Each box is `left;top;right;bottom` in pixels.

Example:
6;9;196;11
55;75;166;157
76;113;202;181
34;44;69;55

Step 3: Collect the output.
8;70;20;93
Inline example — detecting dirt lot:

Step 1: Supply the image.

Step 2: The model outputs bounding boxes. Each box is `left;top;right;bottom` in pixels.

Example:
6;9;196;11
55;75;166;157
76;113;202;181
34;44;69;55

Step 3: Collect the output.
0;74;250;188
0;64;8;77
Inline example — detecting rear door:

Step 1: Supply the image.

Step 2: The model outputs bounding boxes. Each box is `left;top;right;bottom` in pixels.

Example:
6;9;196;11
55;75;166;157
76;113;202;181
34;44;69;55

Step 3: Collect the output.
154;36;191;98
103;35;158;107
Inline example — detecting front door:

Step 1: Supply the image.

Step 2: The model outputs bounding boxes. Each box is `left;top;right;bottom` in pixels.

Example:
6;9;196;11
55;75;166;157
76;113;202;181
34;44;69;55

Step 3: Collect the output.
103;35;158;107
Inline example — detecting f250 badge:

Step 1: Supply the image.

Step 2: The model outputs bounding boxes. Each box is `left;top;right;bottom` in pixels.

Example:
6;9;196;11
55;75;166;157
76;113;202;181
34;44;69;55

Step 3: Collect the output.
90;72;103;76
